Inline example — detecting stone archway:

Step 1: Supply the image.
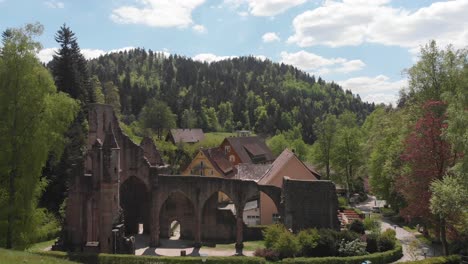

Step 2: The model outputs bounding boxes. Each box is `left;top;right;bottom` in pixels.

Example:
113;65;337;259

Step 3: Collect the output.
201;191;237;242
158;191;196;241
120;176;150;235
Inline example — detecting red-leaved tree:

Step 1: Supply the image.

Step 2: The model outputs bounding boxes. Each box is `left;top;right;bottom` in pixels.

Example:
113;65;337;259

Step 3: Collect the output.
397;101;455;222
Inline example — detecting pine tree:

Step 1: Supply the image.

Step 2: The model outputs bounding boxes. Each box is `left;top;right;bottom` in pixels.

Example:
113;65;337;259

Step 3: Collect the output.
40;25;94;215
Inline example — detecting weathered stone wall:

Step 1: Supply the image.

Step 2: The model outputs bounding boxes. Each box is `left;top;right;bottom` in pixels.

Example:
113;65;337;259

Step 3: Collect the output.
283;177;340;231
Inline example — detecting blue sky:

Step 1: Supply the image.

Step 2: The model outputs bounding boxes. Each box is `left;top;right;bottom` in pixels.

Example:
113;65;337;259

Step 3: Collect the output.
1;0;467;105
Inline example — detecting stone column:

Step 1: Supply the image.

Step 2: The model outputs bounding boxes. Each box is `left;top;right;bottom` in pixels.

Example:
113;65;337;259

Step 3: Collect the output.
193;206;202;248
235;202;244;256
149;192;160;247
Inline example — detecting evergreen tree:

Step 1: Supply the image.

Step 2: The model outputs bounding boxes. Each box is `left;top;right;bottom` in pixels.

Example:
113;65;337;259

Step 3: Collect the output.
41;25;94;215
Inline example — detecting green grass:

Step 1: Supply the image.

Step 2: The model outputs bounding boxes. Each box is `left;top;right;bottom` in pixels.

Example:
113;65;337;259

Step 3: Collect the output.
27;238;57;252
202;240;264;251
0;248;80;264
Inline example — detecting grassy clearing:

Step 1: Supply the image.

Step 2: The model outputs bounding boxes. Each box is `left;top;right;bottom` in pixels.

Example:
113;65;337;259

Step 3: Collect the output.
0;248;79;264
203;240;264;251
27;238;57;252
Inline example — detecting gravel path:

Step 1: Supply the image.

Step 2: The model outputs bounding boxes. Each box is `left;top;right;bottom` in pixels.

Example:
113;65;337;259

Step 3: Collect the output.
355;196;437;262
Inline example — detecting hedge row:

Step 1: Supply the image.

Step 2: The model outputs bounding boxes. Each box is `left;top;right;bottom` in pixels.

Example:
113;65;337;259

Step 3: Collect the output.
36;251;266;264
281;241;403;264
400;255;461;264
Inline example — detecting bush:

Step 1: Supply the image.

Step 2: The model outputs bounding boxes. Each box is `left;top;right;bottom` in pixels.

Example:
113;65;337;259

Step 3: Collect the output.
254;248;279;262
282;241;403;264
297;229;320;257
310;229;340;257
338;230;360;242
338;238;367;256
273;230;300;259
363;217;381;233
349;220;365;234
338;197;348;208
263;224;286;249
365;233;379;253
379;228;396;252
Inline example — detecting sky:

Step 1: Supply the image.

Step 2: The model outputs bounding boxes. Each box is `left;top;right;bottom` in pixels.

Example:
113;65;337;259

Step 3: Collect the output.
1;0;467;105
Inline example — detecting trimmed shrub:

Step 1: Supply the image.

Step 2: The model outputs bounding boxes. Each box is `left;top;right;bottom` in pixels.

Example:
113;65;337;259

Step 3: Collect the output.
282;241;403;264
338;197;348;208
338;238;367;256
379;228;396;252
310;229;340;257
297;229;320;257
254;248;279;262
365;233;379;253
349;220;365;234
263;224;285;249
363;217;381;233
338;230;360;242
273;230;300;259
36;251;267;264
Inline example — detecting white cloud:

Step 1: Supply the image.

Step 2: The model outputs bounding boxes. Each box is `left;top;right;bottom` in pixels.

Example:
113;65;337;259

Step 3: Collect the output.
44;0;64;8
224;0;306;16
110;0;205;28
262;32;280;43
193;53;267;63
337;75;407;105
37;48;57;63
192;53;237;63
288;0;468;50
37;46;136;63
280;50;365;75
192;24;207;33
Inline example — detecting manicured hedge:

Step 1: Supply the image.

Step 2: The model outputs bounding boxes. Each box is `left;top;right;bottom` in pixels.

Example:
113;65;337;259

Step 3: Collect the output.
36;250;266;264
281;242;403;264
400;255;461;264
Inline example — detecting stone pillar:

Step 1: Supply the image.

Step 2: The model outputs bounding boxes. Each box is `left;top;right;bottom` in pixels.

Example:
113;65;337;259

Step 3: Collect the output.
193;206;202;248
150;192;160;247
235;203;244;256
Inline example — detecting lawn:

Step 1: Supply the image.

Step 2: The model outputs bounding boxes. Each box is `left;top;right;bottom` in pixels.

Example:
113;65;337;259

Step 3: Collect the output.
202;240;264;251
0;248;79;264
27;238;57;252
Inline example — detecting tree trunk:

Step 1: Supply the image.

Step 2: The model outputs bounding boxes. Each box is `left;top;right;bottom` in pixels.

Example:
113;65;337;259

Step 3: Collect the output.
440;217;448;256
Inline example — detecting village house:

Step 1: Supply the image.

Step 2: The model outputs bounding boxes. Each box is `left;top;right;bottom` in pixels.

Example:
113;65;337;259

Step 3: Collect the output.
219;136;275;166
166;128;205;144
236;148;321;225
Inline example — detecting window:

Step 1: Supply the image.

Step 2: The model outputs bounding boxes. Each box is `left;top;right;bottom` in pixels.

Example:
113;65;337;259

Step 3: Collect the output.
229;155;235;163
225;145;231;154
272;213;280;223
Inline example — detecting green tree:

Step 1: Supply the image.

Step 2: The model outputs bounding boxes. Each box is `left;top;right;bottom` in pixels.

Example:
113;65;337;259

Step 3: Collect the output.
180;108;197;128
139;99;176;139
0;23;78;248
430;176;468;255
332;111;362;201
312;114;337;180
102;81;121;115
41;24;93;215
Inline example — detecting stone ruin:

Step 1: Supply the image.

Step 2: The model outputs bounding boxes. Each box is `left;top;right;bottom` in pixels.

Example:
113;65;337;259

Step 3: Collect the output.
55;104;339;255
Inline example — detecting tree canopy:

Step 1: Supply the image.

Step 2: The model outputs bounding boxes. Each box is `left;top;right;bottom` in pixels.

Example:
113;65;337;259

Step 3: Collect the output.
0;23;78;248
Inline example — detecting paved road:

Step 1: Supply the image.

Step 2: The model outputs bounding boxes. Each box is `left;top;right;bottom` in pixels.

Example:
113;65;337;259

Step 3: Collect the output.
356;196;437;262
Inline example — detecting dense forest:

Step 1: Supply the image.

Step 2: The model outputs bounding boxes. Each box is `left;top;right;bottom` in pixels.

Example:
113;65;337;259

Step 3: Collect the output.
86;49;375;143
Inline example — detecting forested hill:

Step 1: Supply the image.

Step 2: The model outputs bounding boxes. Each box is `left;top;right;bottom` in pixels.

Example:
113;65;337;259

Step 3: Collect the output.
87;48;375;143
